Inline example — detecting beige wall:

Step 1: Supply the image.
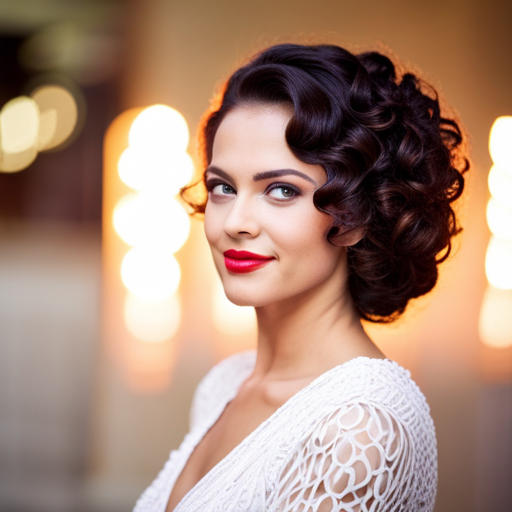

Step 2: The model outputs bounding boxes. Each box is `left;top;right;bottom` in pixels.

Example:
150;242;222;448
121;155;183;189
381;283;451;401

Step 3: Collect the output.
0;223;101;511
89;1;512;511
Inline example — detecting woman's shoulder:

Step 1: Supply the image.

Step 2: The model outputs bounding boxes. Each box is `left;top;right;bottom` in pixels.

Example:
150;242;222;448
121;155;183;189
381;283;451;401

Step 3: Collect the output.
211;349;257;377
335;356;419;388
320;357;433;421
189;350;256;430
270;358;437;511
197;350;257;395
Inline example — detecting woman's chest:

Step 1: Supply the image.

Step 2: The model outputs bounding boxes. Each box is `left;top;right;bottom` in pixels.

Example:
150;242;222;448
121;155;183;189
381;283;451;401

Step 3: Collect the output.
166;391;284;511
137;360;404;512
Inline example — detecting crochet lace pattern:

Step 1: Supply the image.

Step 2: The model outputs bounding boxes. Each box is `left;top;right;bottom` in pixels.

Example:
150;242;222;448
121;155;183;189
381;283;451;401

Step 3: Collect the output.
134;351;437;512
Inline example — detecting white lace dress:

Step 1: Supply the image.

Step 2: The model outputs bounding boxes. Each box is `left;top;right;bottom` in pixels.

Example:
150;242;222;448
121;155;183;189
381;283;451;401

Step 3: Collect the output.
134;351;437;512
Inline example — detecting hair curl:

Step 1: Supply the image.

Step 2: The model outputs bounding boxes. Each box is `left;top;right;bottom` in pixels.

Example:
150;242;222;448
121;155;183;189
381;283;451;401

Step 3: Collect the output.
183;44;469;323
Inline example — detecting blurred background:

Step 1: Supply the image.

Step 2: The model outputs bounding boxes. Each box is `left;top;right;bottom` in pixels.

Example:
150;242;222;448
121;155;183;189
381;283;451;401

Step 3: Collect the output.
0;0;511;511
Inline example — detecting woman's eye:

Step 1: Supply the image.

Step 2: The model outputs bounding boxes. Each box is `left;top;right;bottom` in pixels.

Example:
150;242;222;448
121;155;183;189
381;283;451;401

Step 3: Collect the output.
267;185;299;200
210;183;235;195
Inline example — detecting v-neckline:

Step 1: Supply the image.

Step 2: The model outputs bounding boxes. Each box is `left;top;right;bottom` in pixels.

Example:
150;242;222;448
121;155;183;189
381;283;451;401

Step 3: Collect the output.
169;354;389;512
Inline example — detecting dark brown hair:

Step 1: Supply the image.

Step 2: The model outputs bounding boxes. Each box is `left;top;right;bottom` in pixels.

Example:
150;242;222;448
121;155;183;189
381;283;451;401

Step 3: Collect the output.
183;44;469;322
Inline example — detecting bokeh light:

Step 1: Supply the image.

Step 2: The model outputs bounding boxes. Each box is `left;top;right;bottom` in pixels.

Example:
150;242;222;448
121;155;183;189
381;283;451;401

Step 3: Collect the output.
105;103;194;391
212;276;257;336
118;146;194;194
19;22;121;86
0;86;79;173
488;165;512;208
480;115;512;350
479;285;512;348
489;116;512;174
485;236;512;290
37;108;58;150
124;292;181;343
128;105;189;153
0;147;39;174
0;97;39;172
486;198;512;241
0;97;39;153
120;248;180;301
31;85;78;151
113;194;190;252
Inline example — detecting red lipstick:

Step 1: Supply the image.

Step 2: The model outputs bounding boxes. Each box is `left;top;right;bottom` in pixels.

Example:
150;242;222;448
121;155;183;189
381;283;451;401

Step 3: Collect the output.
223;249;274;274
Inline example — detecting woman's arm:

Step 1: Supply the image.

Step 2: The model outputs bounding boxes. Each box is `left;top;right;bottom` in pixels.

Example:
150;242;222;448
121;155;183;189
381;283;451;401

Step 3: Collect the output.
271;402;414;511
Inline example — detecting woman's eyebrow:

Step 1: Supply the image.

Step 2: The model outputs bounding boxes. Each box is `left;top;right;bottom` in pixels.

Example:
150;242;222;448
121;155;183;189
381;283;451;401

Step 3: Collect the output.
205;166;317;186
205;166;233;182
253;169;317;185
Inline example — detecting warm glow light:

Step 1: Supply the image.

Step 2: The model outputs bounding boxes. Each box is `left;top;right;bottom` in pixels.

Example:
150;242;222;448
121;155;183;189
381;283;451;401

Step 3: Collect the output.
37;108;58;150
0;97;39;153
129;105;189;153
479;285;512;348
486;198;512;240
0;97;39;172
488;165;512;208
118;146;194;194
479;116;512;359
121;248;180;300
0;86;78;172
31;85;78;150
212;277;257;335
485;236;512;289
124;292;181;343
113;193;190;252
104;107;192;393
489;116;512;174
0;147;38;174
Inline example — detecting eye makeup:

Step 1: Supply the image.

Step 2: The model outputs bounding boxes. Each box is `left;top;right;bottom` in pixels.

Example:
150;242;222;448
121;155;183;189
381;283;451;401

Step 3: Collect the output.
265;182;302;201
205;178;231;193
205;165;317;187
205;177;303;201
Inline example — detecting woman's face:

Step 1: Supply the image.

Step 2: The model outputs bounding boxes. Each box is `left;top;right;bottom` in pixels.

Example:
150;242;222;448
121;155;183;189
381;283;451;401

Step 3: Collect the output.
204;104;346;308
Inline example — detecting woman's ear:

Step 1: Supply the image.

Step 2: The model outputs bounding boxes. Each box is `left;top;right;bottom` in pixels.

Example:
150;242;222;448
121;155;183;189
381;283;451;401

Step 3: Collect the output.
328;226;365;247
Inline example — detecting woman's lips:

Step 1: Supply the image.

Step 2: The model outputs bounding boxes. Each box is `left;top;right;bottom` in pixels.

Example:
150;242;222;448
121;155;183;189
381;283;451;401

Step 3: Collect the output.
223;249;274;274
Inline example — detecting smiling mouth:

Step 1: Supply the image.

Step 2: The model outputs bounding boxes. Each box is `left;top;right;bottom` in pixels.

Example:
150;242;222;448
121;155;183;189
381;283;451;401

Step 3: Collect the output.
223;249;275;274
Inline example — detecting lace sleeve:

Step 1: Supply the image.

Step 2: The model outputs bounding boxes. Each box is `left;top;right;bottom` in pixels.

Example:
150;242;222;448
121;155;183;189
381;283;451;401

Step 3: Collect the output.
272;402;412;512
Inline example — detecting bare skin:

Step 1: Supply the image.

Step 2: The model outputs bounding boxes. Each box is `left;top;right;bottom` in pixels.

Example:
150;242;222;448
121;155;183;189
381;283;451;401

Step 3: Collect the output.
165;106;385;511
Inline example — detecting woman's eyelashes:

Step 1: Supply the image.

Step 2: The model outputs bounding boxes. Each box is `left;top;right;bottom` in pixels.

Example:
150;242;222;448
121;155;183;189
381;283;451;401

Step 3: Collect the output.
266;182;301;201
206;179;302;202
205;179;236;198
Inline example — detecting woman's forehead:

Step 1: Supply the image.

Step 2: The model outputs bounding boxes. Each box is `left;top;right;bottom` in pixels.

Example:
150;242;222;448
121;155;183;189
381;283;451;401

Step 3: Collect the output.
215;105;291;143
213;107;290;160
210;107;325;183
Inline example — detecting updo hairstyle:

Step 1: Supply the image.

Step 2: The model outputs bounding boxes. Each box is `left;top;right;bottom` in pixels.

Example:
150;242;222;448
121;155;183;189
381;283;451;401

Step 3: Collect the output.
184;44;469;323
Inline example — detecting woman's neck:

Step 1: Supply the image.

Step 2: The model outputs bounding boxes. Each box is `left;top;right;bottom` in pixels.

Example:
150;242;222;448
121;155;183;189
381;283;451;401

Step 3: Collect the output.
251;275;384;381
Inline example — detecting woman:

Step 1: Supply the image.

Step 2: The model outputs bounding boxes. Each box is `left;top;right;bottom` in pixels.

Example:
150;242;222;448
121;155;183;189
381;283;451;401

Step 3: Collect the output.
135;43;468;512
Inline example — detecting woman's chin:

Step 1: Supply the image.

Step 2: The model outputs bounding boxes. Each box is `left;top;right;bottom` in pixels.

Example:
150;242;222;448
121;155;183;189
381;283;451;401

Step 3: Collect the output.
224;293;260;308
223;288;271;308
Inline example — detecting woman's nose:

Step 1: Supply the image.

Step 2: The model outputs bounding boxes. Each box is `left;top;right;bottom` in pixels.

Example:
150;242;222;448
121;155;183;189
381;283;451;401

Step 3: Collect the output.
223;194;260;238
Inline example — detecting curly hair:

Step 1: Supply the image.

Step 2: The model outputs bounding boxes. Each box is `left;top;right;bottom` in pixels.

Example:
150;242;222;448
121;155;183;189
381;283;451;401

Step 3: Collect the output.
183;44;469;323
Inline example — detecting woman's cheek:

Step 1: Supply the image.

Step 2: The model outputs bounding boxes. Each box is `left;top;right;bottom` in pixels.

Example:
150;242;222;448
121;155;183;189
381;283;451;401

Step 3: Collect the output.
204;207;220;246
270;211;329;251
